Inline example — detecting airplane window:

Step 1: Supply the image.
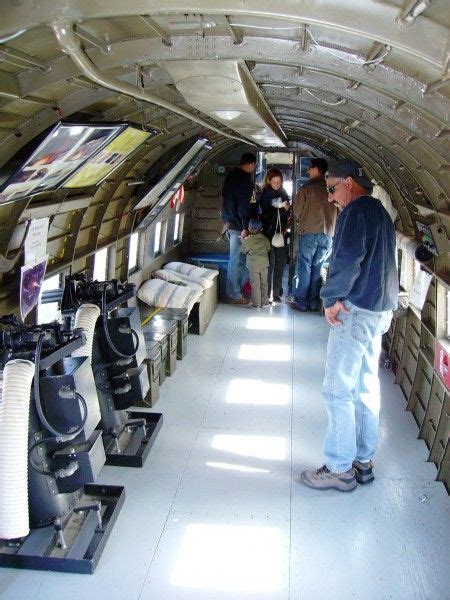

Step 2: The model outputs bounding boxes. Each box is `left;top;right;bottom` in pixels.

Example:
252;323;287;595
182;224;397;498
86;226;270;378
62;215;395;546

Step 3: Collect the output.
128;232;140;272
37;302;61;325
174;213;184;243
93;246;108;281
174;213;180;242
153;222;162;256
41;273;61;292
37;273;62;324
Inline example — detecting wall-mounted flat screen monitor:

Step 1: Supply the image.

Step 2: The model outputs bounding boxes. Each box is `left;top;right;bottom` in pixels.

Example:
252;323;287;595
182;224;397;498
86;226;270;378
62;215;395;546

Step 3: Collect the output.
135;138;211;229
0;122;124;205
63;126;154;188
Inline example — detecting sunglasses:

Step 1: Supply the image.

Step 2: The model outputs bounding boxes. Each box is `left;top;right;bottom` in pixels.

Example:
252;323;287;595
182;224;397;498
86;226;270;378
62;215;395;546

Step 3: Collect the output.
326;180;344;194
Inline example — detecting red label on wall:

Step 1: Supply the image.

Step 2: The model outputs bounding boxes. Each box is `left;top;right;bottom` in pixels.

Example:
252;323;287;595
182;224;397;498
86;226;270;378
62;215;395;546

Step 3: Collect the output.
435;339;450;390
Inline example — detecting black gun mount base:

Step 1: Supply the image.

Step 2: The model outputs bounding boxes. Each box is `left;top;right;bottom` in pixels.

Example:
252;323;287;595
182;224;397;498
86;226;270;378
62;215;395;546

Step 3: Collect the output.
0;484;125;574
104;411;163;467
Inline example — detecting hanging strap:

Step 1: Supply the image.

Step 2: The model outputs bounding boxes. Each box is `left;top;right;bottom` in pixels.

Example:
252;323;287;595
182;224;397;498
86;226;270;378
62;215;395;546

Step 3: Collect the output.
276;208;282;233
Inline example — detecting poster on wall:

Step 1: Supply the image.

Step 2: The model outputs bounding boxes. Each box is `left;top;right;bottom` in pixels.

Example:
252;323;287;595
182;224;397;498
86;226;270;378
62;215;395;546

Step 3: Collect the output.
20;255;48;322
63;127;154;188
24;217;49;264
0;123;123;205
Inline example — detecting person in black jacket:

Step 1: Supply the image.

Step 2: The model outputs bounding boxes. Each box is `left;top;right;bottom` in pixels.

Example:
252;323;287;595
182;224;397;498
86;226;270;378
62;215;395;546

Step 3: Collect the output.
258;168;290;302
221;152;257;304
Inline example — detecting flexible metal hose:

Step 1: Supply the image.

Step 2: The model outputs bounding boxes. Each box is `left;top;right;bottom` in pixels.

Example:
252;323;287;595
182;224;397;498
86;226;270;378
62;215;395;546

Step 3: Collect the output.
0;359;34;539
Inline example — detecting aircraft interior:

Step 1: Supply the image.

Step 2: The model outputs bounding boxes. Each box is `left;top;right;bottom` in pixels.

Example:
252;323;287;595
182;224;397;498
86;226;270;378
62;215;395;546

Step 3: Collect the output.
0;2;449;598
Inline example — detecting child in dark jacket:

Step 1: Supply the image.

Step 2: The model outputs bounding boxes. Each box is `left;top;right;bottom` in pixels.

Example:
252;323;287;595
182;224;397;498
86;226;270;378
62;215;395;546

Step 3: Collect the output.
240;218;271;308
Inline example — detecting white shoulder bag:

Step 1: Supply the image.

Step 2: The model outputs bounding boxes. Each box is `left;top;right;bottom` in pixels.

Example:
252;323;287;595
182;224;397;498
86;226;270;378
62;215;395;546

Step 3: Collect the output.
271;209;285;248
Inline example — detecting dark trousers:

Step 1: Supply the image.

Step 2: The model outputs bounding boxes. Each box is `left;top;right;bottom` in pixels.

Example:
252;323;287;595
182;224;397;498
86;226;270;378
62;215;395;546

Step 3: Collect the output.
268;245;287;299
293;233;332;309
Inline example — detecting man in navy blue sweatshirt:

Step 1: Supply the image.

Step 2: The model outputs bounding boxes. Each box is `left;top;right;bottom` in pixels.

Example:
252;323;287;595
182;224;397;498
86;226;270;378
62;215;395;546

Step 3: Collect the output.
221;152;257;304
301;160;398;492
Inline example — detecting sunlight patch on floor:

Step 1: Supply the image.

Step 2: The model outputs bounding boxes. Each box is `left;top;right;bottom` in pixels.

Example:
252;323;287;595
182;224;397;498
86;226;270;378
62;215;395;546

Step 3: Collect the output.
225;378;290;406
170;523;285;593
238;344;291;361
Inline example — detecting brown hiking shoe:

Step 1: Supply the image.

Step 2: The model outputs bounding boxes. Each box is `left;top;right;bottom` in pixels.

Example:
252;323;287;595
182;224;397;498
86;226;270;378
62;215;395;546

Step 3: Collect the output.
300;465;357;492
225;296;250;305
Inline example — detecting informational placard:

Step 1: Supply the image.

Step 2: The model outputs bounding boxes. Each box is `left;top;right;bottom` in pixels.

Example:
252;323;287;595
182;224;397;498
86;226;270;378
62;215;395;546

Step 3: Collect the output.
63;127;153;188
0;123;123;205
24;217;49;264
409;269;433;311
20;255;48;322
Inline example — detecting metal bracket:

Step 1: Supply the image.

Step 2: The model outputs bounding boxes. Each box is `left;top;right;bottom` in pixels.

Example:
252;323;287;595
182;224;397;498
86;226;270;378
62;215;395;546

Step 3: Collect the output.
73;23;111;53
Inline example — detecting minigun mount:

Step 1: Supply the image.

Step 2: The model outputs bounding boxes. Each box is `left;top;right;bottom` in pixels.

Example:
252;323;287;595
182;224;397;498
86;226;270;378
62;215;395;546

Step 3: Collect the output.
0;319;124;573
62;273;162;468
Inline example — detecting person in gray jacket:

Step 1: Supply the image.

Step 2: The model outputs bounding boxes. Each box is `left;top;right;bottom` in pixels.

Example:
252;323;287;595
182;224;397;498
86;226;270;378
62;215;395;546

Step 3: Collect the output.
240;218;271;309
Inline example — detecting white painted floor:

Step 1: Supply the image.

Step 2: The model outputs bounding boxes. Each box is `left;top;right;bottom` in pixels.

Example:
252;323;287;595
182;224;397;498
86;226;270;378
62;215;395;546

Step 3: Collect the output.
1;302;449;599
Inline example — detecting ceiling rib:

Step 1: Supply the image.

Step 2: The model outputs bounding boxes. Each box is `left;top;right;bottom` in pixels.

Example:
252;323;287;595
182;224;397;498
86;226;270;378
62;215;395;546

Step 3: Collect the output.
139;16;172;47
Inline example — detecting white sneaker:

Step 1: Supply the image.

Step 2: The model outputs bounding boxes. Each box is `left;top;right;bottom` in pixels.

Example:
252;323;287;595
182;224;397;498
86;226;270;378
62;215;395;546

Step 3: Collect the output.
261;302;270;309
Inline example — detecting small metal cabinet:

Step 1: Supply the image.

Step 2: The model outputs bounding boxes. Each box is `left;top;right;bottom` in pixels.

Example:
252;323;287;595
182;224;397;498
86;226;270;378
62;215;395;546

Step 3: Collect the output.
152;307;189;359
142;338;161;406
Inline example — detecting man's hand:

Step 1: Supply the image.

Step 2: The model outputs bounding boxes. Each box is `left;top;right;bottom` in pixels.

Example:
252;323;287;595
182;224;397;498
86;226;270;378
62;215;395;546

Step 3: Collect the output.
324;301;349;326
241;229;249;239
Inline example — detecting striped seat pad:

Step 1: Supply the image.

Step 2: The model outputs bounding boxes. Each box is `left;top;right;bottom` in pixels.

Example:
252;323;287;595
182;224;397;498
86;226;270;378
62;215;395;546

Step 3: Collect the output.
153;269;205;290
137;279;202;312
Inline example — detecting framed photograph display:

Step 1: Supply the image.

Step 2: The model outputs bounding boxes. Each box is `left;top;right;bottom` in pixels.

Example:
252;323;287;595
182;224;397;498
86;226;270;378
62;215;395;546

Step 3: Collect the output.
0;122;124;205
63;126;154;188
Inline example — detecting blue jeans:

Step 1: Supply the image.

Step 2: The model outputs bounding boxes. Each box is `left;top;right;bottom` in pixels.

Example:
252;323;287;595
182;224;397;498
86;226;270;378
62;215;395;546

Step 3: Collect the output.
294;233;332;309
323;301;392;472
225;229;249;300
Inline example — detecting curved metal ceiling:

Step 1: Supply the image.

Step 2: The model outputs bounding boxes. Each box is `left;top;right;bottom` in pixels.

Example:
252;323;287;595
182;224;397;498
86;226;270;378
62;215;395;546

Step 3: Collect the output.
0;0;448;286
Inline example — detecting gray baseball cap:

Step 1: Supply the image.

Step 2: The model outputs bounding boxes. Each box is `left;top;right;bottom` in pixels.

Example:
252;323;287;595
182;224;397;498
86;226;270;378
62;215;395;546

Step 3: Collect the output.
326;159;373;192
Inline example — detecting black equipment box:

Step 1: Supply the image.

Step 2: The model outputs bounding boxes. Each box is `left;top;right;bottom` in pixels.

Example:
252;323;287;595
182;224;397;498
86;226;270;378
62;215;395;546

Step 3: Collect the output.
52;429;105;494
142;320;177;377
152;308;188;360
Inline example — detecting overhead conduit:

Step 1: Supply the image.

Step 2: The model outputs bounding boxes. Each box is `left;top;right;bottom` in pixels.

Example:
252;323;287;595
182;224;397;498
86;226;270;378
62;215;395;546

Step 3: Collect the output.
51;19;251;147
